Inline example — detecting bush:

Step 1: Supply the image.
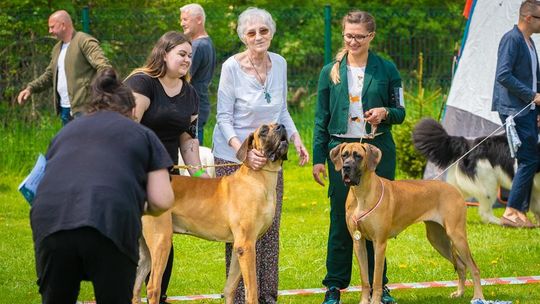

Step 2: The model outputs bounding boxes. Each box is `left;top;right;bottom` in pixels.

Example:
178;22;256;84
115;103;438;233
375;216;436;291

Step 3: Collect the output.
394;120;425;179
394;53;446;179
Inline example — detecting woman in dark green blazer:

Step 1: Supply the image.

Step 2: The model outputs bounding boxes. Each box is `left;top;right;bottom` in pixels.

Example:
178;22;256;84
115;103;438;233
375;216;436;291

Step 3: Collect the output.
312;10;405;304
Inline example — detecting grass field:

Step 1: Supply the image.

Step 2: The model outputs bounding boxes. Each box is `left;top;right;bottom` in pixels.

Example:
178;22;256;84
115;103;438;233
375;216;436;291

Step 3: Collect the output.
1;102;539;303
1;149;540;304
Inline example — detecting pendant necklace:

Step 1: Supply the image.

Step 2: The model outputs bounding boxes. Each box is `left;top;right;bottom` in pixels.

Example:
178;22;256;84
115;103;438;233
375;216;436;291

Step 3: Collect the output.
248;53;271;103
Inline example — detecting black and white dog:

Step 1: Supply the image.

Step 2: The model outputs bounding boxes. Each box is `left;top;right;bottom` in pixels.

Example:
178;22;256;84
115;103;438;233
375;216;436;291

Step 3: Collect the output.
412;118;540;225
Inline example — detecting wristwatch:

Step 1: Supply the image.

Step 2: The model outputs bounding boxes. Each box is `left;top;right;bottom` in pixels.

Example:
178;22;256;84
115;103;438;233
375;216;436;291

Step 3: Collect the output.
383;107;389;120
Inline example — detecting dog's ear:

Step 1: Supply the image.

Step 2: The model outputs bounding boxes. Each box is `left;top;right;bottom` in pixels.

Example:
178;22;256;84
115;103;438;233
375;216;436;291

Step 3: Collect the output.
281;141;288;161
236;133;254;162
365;144;382;171
329;143;345;171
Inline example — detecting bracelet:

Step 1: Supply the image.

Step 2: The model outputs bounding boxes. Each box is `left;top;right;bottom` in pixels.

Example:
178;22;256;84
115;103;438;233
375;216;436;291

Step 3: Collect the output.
193;168;206;177
383;107;389;119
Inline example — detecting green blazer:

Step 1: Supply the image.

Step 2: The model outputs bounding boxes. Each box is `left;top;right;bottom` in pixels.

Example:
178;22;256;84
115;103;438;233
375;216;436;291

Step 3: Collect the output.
313;51;405;165
27;31;111;114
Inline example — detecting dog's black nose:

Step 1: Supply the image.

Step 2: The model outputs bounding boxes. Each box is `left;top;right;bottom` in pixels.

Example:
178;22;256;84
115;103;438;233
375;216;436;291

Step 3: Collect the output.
343;164;351;173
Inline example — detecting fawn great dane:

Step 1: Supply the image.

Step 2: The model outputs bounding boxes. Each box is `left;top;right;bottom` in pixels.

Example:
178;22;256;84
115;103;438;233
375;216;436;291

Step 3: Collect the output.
330;142;484;304
132;123;289;304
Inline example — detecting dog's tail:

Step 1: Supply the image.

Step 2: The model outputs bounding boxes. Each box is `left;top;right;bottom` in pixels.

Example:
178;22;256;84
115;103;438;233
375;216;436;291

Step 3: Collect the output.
412;118;470;168
413;118;516;180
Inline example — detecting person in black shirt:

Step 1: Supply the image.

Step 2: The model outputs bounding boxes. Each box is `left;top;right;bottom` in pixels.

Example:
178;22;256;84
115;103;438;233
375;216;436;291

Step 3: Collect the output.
31;68;174;304
125;31;209;304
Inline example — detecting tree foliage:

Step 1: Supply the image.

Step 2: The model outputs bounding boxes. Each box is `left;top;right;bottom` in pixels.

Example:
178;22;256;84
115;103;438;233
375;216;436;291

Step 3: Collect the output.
2;0;464;112
2;0;465;178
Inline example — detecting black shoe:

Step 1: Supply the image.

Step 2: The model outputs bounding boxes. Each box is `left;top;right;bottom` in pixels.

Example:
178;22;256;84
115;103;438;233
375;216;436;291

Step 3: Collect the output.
370;286;397;304
381;286;396;304
322;286;341;304
160;294;171;304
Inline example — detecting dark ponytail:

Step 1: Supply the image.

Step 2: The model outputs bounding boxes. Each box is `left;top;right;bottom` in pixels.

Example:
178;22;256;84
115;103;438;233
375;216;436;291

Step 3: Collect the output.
88;68;135;118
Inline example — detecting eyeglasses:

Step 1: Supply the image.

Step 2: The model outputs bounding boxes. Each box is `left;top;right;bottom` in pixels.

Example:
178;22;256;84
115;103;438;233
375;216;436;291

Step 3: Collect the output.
245;28;270;38
343;32;373;43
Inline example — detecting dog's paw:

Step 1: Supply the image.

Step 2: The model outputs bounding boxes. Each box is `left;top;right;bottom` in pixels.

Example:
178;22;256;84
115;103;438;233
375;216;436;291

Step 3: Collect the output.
450;290;464;298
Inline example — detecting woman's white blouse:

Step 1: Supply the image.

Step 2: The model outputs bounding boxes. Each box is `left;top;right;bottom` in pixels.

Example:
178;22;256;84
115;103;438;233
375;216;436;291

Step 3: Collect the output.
212;52;298;163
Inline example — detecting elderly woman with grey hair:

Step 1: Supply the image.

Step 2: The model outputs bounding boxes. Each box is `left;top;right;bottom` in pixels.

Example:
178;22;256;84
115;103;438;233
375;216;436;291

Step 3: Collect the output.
211;7;309;304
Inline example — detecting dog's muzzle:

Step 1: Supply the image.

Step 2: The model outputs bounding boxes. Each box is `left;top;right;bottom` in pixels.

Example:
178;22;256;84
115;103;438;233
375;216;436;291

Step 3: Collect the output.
267;125;289;161
341;159;360;186
269;140;288;162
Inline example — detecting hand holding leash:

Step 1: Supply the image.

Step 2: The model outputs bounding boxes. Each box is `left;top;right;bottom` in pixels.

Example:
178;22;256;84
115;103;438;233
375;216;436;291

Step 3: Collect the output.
364;107;388;125
534;93;540;105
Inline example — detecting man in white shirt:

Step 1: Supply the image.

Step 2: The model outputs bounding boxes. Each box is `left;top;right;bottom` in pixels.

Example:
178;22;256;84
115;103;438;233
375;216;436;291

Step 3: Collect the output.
492;0;540;227
17;10;111;125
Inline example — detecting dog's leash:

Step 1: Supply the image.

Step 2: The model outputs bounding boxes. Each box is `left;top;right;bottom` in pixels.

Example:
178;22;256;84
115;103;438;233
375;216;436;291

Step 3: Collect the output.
350;176;385;233
174;162;282;175
172;163;241;177
350;177;385;240
359;121;383;143
174;143;288;174
432;101;535;180
173;163;240;170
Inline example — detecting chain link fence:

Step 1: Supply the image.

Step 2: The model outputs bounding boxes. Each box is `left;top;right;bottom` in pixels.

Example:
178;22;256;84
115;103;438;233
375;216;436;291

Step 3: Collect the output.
1;5;462;172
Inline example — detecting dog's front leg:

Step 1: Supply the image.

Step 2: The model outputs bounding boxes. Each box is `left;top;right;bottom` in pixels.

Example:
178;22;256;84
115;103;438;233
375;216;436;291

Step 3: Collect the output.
477;196;501;225
234;238;258;304
142;212;173;304
370;240;387;304
224;246;243;304
353;238;371;304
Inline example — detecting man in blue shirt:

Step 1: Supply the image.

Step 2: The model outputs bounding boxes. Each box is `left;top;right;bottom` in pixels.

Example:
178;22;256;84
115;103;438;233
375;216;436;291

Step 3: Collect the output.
492;0;540;228
180;3;217;145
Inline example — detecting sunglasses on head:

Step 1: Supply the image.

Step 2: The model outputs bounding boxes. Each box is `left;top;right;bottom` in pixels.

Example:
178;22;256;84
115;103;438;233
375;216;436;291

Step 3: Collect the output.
245;27;270;38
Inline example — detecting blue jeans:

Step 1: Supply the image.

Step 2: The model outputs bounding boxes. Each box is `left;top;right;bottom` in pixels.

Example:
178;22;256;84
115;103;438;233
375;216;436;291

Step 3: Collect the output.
500;110;539;212
59;107;72;126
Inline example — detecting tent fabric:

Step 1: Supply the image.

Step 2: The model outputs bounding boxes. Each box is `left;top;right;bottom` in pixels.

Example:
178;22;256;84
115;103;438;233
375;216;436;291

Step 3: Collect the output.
424;0;540;181
443;0;540;138
462;0;474;19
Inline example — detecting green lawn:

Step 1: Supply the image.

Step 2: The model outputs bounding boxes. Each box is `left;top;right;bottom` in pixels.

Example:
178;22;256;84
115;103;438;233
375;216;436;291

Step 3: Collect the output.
1;151;540;304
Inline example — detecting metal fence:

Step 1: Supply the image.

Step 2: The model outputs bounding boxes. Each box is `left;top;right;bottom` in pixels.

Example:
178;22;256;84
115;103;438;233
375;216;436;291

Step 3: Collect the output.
2;5;461;105
1;5;462;171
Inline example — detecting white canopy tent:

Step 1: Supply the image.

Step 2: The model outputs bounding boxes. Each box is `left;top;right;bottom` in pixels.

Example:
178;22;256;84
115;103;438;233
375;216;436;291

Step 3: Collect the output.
442;0;540;137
